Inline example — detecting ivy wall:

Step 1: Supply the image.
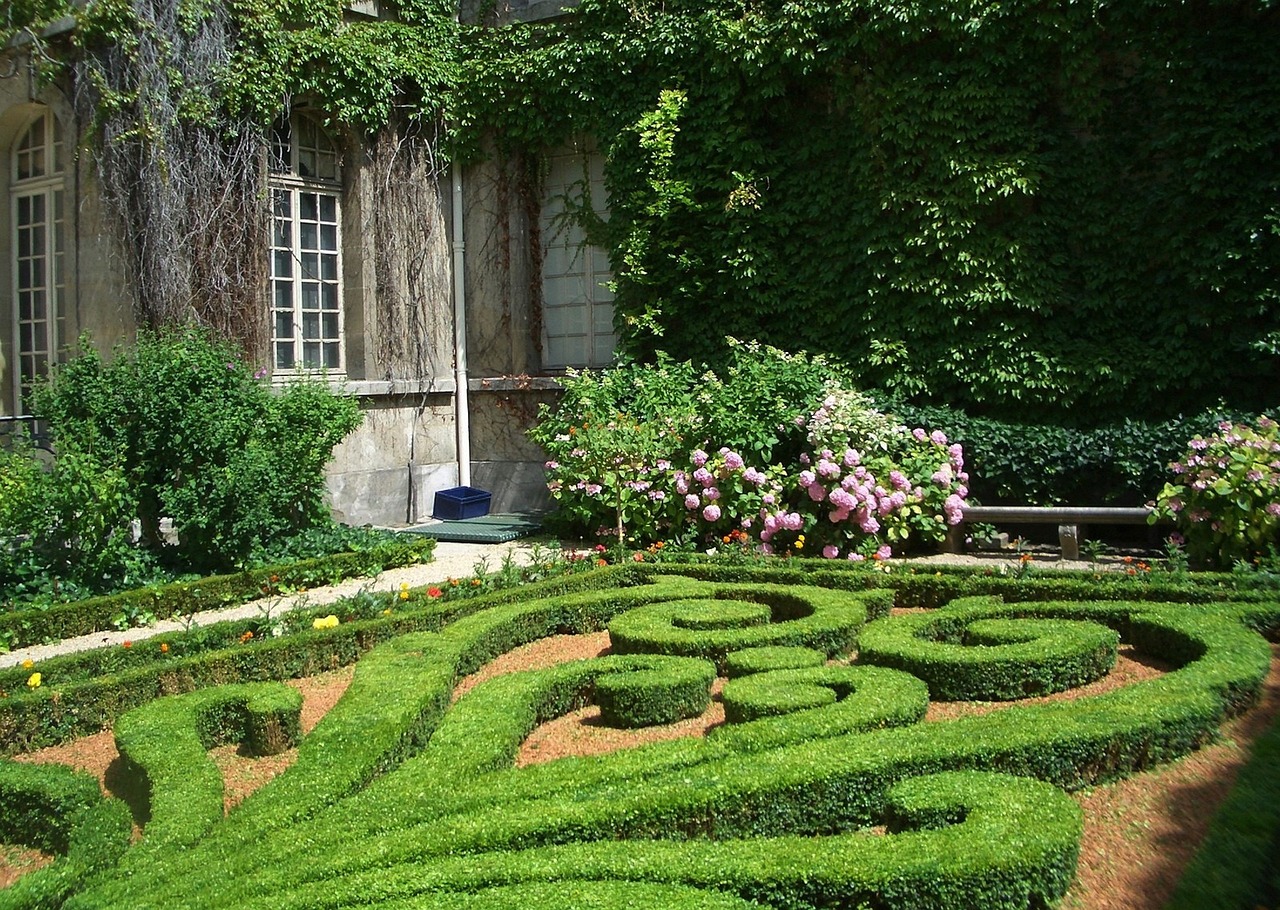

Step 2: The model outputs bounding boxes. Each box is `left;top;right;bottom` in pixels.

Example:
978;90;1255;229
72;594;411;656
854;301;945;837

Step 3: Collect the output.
461;0;1280;424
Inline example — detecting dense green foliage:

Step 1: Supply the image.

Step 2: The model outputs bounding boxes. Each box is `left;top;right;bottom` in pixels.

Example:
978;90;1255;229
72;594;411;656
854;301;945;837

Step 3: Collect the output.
531;345;968;556
462;0;1280;422
10;0;1277;425
1150;415;1280;569
27;328;362;575
2;564;1274;908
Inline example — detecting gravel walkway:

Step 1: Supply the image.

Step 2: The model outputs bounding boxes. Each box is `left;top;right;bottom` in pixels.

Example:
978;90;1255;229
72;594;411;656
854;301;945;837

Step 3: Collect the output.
0;540;543;669
1;541;1145;670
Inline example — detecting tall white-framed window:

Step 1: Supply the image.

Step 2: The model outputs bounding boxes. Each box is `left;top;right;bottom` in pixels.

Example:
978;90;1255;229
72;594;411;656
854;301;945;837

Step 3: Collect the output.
539;143;615;369
9;110;66;414
268;114;344;374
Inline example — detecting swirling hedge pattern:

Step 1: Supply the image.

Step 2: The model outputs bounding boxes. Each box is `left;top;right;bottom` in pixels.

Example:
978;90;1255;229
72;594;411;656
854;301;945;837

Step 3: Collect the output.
1;569;1276;910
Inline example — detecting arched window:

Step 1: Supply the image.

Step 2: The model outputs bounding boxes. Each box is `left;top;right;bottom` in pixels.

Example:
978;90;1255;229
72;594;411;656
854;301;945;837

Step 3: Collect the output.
268;114;344;373
9;110;66;413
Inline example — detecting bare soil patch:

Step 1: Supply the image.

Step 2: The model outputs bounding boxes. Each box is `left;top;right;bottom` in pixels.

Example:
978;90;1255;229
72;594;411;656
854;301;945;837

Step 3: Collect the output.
5;637;1278;910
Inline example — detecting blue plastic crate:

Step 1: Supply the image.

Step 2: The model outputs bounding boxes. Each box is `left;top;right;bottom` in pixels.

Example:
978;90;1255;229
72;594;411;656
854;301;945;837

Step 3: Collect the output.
432;486;492;520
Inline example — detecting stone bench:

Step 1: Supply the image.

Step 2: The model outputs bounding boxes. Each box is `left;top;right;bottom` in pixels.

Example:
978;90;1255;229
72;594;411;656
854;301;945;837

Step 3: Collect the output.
944;505;1162;561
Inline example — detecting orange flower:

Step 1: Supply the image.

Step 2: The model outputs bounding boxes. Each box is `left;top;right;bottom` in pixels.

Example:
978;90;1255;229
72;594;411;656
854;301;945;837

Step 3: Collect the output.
269;574;279;584
240;630;254;643
1126;567;1137;576
427;586;443;598
449;578;460;587
1123;556;1134;565
122;641;132;649
633;552;645;562
471;578;482;586
160;642;170;654
596;558;608;567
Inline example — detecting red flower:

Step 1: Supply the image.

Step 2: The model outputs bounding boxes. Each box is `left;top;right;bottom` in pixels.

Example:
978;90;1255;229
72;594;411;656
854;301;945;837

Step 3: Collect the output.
122;640;132;649
427;586;443;598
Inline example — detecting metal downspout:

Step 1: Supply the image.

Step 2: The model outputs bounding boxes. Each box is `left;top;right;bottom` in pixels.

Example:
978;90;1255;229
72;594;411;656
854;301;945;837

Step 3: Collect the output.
451;165;471;488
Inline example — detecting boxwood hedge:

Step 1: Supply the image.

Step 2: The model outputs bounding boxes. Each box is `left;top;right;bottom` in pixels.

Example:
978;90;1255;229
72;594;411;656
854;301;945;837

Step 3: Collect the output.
0;561;1274;910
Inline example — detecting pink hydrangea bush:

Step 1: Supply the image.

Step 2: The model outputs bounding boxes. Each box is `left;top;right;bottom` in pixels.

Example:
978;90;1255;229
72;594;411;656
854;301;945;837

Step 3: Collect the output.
1152;416;1280;568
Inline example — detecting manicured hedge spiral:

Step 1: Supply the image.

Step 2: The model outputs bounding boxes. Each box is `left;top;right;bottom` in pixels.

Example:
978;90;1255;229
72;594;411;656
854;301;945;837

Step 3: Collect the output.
607;584;886;671
857;596;1121;700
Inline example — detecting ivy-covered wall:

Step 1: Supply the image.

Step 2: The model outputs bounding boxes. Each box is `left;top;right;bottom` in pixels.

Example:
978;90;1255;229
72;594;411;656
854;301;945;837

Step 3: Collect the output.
8;0;1278;430
460;0;1280;424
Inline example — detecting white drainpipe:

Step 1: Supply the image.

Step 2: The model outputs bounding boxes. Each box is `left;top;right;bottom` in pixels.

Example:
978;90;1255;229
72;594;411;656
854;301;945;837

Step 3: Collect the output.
451;164;471;488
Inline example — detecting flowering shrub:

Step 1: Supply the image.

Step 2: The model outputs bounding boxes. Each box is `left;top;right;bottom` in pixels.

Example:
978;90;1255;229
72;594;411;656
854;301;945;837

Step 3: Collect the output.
1152;416;1280;568
532;353;969;559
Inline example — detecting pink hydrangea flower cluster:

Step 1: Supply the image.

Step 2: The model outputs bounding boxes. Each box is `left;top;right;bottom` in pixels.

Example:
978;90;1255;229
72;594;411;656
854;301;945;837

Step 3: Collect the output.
1154;415;1280;568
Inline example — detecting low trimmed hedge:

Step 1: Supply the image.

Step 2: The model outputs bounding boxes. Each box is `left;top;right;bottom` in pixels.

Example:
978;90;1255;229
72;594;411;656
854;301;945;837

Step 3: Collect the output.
8;561;1278;910
1165;709;1280;910
720;665;927;724
0;761;132;910
67;571;1277;910
595;657;716;728
113;682;302;856
856;596;1121;700
0;538;434;651
722;646;826;677
607;584;887;671
0;566;632;753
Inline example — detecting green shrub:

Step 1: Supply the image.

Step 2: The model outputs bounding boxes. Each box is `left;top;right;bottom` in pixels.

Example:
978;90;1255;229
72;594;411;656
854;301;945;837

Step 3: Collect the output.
594;657;716;727
873;395;1252;507
31;327;362;574
113;683;302;855
1165;709;1280;910
1151;415;1280;569
721;646;825;678
0;760;131;910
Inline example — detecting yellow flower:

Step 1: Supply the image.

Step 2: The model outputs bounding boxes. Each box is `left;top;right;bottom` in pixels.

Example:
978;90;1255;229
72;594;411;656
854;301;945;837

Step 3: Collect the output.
312;615;340;630
26;673;41;689
21;659;34;670
381;608;392;616
399;590;410;600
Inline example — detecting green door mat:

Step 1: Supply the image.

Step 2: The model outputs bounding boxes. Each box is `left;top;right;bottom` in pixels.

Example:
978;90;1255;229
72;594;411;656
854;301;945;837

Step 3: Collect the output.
399;512;544;544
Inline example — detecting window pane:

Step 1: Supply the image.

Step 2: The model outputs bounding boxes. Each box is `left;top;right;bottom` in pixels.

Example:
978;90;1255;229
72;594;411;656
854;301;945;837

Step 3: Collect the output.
322;312;339;338
274;282;292;310
303;341;320;368
321;254;337;280
320;195;337;221
302;283;319;311
273;251;292;278
275;312;293;338
276;343;294;369
273;190;291;217
300;193;318;221
323;342;340;369
303;312;320;339
300;221;318;250
301;252;318;279
274;220;291;247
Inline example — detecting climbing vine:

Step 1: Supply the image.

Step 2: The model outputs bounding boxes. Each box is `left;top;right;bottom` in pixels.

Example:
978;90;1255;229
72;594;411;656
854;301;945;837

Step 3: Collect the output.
456;0;1280;424
4;0;461;363
5;0;1277;422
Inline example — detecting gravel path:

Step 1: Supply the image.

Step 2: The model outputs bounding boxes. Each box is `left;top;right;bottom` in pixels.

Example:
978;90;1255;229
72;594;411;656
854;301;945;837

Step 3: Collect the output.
0;540;543;669
1;541;1146;670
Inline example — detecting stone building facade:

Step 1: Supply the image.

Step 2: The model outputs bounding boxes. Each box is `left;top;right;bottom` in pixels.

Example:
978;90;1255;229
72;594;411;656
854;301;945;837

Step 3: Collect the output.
1;11;613;527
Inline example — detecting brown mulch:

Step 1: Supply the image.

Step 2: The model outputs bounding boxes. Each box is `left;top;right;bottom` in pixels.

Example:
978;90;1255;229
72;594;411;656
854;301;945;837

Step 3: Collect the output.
4;636;1278;910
